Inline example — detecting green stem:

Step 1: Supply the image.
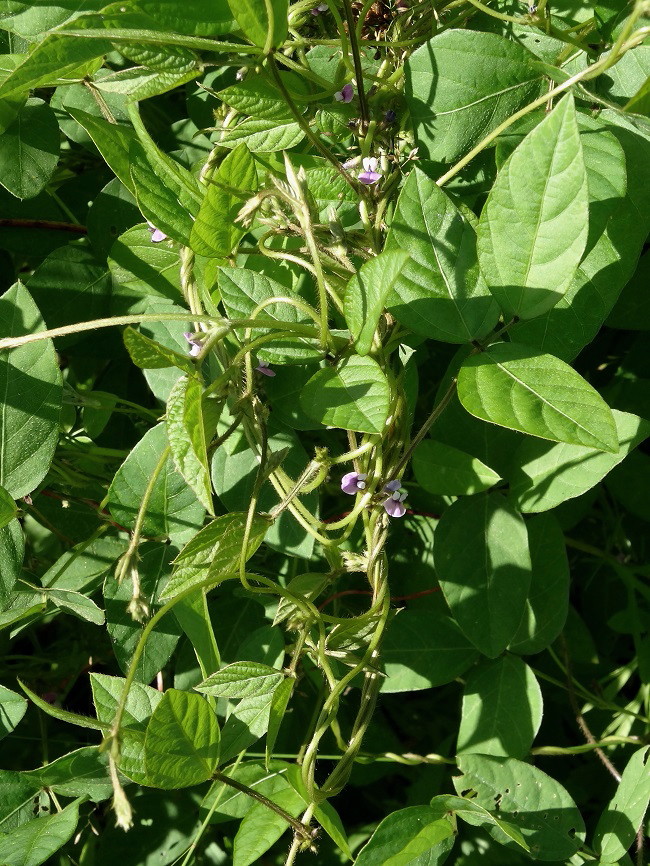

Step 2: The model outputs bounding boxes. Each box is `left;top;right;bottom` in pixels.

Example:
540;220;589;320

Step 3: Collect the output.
391;377;458;477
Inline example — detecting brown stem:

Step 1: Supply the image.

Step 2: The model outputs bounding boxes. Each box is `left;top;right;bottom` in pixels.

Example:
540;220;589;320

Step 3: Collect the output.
0;219;87;234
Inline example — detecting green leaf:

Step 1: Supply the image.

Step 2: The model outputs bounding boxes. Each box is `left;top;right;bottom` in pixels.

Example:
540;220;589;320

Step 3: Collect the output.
508;513;570;656
0;684;27;740
161;512;270;601
47;588;105;625
381;610;479;693
197;661;284;699
144;689;220;788
344;250;408;355
300;355;391;434
108;224;182;309
0;485;17;531
266;678;293;766
607;251;650;331
219;691;275;763
354;806;455;866
200;761;293;822
429;794;529;851
104;543;182;683
173;588;220;681
166;376;214;514
0;799;80;866
232;775;304;866
457;655;543;758
385;168;499;342
19;679;108;733
42;536;125;592
510;410;650;512
123;326;195;374
107;423;205;543
218;267;321;364
593;746;650;862
111;0;236;37
0;282;63;499
217;74;301;122
453;754;586;860
226;0;288;50
22;747;112;802
458;342;618;452
0;519;23;611
0;0;107;40
218;117;305;152
413;440;501;496
405;29;542;162
477;95;588;320
0;34;109;99
66;108;138;194
190;143;258;257
434;493;531;658
0;98;59;200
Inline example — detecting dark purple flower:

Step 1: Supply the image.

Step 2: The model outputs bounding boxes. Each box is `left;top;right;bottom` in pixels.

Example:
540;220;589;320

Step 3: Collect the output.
382;479;407;518
335;83;354;103
183;332;203;357
147;221;167;243
358;157;381;185
384;109;397;124
256;360;276;377
341;472;367;495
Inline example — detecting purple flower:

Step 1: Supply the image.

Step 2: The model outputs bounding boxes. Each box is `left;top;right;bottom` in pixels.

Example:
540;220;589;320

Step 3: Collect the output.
311;1;328;14
358;157;381;185
382;479;407;518
341;472;367;495
183;332;203;357
335;83;354;103
147;221;167;243
256;360;276;377
384;109;397;124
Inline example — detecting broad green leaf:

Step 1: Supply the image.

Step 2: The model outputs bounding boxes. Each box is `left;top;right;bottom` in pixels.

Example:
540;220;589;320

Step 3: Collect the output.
381;610;479;693
600;44;650;105
429;795;529;851
458;342;618;452
218;267;321;364
263;364;325;430
413;440;500;496
510;410;650;512
434;493;531;658
0;799;79;866
123;326;195;374
354;806;455;866
232;773;305;866
508;513;570;656
607;251;650;331
344;250;408;354
385;168;499;342
111;0;236;37
0;770;42;834
66;108;137;193
41;536;125;592
173;588;220;682
0;282;63;499
510;113;650;360
266;678;293;766
219;691;275;763
0;519;23;611
22;747;112;802
166;376;214;514
135;300;194;402
197;661;284;699
226;0;288;50
201;761;293;822
0;485;17;531
109;224;182;309
300;355;390;434
405;29;542;162
161;512;270;600
453;754;586;860
47;588;105;625
0;0;107;40
0;98;59;199
104;543;182;683
90;673;162;782
191;144;258;257
144;689;220;788
457;655;543;758
217;74;301;121
478;95;588;320
218;117;305;152
593;746;650;862
0;34;108;99
0;684;27;740
107;423;205;542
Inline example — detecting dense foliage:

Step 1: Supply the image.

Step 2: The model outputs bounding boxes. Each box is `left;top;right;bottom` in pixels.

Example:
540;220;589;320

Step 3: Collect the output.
0;0;649;864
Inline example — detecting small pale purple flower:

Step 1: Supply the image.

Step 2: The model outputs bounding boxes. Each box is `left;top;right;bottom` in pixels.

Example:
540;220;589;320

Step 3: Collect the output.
383;479;407;518
256;360;276;377
341;472;367;495
147;221;167;243
183;332;203;357
358;157;381;185
311;1;328;14
335;83;354;103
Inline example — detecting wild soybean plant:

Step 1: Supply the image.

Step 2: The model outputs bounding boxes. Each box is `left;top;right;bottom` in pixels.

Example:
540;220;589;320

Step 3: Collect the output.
0;0;649;864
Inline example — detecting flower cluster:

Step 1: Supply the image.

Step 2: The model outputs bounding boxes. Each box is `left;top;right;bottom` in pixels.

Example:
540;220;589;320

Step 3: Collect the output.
340;473;408;518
